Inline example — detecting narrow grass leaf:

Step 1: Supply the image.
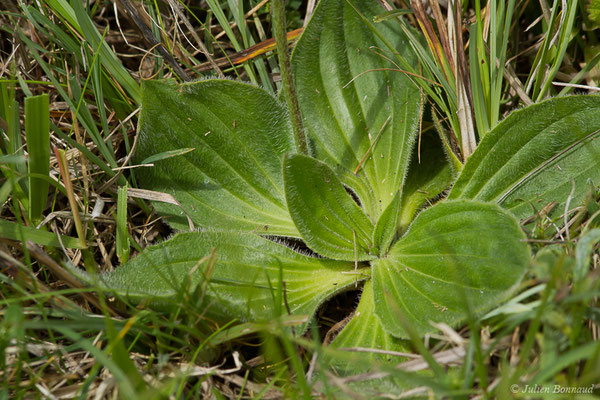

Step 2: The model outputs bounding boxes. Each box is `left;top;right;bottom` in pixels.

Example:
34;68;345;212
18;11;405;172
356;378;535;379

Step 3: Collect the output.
46;0;141;103
54;148;87;249
372;9;413;23
535;1;578;100
0;219;86;249
204;0;258;84
139;148;195;165
116;185;130;264
25;94;50;223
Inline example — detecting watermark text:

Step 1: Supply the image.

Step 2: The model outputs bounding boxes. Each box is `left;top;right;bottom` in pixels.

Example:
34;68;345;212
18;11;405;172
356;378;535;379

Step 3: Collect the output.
510;384;594;394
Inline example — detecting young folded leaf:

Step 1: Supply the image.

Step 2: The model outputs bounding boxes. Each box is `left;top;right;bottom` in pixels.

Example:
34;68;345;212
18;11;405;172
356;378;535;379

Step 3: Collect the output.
284;154;376;261
372;200;530;338
399;131;454;230
372;191;400;257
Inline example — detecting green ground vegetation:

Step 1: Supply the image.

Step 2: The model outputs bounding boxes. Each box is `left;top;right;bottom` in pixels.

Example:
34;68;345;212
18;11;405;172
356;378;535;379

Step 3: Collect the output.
1;0;600;398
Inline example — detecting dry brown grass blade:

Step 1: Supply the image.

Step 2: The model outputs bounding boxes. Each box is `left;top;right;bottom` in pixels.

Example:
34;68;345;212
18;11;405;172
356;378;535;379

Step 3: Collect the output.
196;28;304;73
503;60;533;106
428;0;455;73
452;0;476;159
54;147;87;250
304;0;318;27
165;0;224;78
411;0;447;78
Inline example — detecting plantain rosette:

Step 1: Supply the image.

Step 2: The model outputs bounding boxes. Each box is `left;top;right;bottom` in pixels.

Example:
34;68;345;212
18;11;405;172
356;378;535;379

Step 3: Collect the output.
100;0;600;392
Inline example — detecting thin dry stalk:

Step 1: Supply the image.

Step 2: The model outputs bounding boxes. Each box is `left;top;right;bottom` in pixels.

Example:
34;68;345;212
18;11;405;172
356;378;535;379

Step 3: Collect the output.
452;0;476;159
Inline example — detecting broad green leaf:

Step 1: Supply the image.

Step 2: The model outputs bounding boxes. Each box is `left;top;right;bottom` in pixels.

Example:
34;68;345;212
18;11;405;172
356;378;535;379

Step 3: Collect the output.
101;231;363;332
283;154;376;261
332;281;410;372
291;0;421;218
116;185;129;264
329;281;413;394
449;95;600;221
137;79;298;236
399;131;453;230
372;200;530;338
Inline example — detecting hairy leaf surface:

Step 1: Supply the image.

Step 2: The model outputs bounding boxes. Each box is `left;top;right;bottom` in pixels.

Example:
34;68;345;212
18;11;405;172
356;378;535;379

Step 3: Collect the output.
332;281;409;370
372;200;530;338
449;95;600;221
137;79;298;235
291;0;421;219
399;132;453;229
284;154;376;260
330;281;413;393
372;191;400;257
102;231;362;331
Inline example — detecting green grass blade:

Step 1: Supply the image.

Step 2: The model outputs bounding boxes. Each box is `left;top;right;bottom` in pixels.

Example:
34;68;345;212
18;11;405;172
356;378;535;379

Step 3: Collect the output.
225;0;272;90
491;0;515;128
204;0;258;84
558;51;600;96
536;0;578;100
16;32;117;169
25;94;50;224
1;81;25;175
0;219;87;249
469;22;490;136
116;185;130;264
44;0;141;104
527;0;560;99
139;148;195;165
